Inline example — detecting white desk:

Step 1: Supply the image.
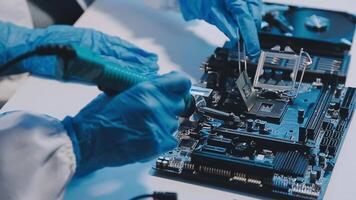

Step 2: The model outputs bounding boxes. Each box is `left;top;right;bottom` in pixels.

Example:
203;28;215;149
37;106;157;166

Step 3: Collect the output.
2;0;356;199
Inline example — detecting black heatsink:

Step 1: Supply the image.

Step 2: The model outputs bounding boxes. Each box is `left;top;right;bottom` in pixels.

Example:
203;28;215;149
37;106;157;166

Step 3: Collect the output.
273;151;308;176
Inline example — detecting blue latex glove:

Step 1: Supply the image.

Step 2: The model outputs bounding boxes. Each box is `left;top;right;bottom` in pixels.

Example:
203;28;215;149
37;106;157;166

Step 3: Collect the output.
62;71;191;176
0;21;158;77
178;0;262;57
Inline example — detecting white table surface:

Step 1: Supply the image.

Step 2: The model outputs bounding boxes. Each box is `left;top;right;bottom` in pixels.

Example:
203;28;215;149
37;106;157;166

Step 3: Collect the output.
2;0;356;199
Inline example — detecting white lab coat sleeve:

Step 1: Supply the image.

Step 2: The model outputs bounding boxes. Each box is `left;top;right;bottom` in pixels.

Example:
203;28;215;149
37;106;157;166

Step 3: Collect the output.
144;0;180;11
0;111;76;200
76;0;95;10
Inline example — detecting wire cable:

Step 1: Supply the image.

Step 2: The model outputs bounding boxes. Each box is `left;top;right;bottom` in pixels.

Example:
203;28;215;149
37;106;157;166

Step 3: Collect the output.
0;44;76;75
129;192;177;200
129;194;154;200
0;50;38;74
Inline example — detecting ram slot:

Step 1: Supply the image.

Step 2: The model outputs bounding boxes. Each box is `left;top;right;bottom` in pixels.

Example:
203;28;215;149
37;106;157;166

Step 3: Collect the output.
300;88;333;143
214;127;309;152
340;88;356;118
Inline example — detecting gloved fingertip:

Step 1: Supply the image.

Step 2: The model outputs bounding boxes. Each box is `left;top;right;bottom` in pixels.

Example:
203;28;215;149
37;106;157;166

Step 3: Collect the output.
223;40;236;49
208;7;240;42
164;71;192;95
155;71;191;95
247;46;261;59
228;32;240;42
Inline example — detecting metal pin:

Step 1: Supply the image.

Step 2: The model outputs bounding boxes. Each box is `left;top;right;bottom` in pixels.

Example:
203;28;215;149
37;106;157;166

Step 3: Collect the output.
243;42;247;72
238;41;242;74
294;49;312;98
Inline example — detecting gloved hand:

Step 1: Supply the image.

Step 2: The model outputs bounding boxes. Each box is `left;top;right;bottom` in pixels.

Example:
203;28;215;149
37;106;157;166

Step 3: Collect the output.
62;71;191;176
178;0;262;57
0;21;159;77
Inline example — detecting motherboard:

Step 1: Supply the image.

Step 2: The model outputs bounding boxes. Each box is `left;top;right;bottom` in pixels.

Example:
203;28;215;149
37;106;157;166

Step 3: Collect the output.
153;3;356;200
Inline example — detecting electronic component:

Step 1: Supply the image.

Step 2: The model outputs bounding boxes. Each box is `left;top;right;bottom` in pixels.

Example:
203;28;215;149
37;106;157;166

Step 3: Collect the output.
153;3;355;200
305;15;330;32
253;47;312;99
129;192;177;200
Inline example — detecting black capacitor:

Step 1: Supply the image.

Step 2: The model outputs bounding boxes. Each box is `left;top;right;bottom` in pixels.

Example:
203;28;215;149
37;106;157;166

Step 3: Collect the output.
312;166;322;179
156;159;163;168
298;108;305;123
310;170;318;183
246;119;254;131
162;160;169;168
335;85;343;98
327;108;334;116
334;102;340;110
255;119;261;128
259;121;267;134
329;102;336;109
319;153;326;161
319;152;327;167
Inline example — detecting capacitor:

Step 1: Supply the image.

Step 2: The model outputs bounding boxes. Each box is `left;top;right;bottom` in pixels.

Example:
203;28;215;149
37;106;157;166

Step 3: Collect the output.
246;119;254;131
259;121;267;134
327;108;334;115
312;166;322;179
156;159;163;168
255;119;261;127
335;85;343;98
319;152;326;168
310;170;318;183
309;154;317;165
329;102;336;109
162;160;169;168
334;102;340;110
319;153;326;162
259;121;266;130
298;108;305;123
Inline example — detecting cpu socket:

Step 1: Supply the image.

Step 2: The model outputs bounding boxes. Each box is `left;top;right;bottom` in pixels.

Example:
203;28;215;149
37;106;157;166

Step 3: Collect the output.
252;47;312;99
236;47;311;123
236;71;288;123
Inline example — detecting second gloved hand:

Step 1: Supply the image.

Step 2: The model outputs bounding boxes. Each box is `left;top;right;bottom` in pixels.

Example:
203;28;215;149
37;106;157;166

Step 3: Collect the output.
178;0;262;58
62;72;191;176
0;21;159;77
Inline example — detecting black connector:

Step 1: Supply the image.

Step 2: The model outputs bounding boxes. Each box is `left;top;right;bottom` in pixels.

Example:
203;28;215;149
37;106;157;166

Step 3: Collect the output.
130;192;177;200
152;192;177;200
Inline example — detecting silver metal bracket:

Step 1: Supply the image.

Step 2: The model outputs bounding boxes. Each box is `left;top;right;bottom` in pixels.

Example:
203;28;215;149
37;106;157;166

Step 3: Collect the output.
252;47;312;99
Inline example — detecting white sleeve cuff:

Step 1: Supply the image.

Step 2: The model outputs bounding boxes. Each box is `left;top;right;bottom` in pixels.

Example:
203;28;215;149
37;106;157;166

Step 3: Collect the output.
0;111;76;200
144;0;180;11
